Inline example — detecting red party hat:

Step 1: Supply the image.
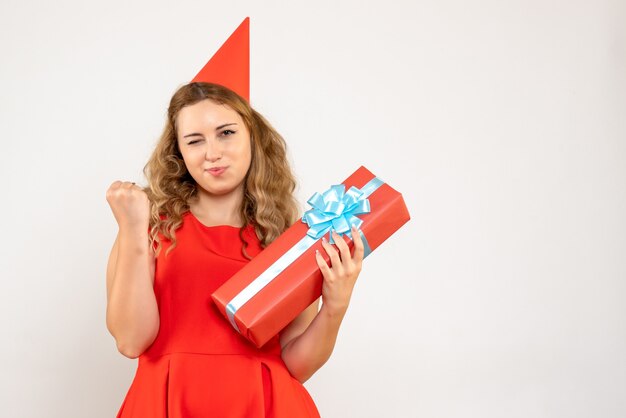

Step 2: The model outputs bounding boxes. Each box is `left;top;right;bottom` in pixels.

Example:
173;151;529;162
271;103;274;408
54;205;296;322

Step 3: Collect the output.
191;17;250;102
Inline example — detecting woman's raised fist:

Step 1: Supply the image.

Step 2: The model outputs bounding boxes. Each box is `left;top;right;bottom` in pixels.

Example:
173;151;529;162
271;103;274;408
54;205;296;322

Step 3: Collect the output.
105;181;151;231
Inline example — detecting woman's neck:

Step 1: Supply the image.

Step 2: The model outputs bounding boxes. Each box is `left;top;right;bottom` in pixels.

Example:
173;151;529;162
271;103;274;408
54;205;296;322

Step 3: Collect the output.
189;185;245;227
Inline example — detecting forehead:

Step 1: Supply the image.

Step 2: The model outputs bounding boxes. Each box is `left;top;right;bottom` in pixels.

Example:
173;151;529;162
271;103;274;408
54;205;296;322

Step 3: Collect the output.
176;99;243;133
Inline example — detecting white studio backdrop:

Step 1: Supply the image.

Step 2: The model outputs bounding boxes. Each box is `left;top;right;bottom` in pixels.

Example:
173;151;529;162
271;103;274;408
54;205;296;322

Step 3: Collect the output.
1;0;625;417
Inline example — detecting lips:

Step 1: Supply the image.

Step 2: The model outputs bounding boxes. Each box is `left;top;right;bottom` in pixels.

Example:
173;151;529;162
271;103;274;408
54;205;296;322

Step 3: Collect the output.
206;166;227;176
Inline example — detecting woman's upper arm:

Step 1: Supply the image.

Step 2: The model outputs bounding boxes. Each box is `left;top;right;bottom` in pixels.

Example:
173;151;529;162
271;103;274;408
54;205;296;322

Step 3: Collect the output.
279;297;320;349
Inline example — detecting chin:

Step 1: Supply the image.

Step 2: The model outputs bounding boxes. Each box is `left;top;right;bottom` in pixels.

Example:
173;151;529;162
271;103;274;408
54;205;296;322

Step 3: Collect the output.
198;184;238;196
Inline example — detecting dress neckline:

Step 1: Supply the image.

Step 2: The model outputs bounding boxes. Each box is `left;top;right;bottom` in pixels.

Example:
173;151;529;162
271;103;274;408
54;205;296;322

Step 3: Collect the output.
186;210;245;230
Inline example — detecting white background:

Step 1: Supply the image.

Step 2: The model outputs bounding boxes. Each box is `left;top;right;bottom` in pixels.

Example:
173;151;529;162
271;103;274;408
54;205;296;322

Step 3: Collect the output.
1;1;625;417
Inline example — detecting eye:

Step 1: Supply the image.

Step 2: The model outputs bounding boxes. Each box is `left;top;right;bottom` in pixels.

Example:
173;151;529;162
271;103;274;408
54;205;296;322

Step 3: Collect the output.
188;139;202;145
220;129;236;137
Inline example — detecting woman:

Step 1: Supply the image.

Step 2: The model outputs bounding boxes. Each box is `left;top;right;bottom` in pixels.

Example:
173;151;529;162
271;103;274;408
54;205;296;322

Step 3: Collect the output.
105;82;364;417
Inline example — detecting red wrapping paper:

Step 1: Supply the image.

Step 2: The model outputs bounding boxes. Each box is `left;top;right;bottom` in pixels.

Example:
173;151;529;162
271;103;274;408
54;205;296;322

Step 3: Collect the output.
211;166;410;347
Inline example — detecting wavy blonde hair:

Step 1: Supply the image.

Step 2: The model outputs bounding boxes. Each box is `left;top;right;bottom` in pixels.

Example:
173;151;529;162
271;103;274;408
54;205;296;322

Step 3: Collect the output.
142;82;300;259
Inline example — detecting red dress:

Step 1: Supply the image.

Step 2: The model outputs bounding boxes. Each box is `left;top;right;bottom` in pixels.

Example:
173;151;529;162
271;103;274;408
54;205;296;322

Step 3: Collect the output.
116;211;320;417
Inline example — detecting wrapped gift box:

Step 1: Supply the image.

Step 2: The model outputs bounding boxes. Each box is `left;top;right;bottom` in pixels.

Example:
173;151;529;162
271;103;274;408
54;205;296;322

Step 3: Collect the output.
211;165;411;347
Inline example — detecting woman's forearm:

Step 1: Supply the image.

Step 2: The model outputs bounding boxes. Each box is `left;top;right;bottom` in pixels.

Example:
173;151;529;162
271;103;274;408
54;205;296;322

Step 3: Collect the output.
281;303;347;383
282;227;365;382
106;227;159;358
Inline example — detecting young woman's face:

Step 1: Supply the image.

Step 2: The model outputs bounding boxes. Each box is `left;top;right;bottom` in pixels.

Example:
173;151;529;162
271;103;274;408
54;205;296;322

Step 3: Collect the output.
176;99;252;197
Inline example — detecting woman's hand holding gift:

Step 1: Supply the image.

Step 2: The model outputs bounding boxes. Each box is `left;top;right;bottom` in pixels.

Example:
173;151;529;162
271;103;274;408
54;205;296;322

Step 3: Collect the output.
315;225;365;316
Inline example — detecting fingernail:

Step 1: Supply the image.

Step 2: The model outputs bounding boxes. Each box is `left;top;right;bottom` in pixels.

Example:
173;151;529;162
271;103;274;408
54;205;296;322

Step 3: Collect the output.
322;237;326;243
315;249;319;255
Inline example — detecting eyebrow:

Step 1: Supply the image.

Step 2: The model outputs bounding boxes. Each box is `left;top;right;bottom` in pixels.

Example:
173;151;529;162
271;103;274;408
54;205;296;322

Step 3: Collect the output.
183;123;238;138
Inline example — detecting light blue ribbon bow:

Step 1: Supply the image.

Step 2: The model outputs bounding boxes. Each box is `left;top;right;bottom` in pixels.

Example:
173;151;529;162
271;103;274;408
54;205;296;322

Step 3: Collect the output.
225;176;384;333
302;184;370;243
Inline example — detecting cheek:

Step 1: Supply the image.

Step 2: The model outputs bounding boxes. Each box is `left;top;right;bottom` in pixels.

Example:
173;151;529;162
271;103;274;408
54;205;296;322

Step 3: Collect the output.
180;149;202;169
232;142;252;162
244;146;253;168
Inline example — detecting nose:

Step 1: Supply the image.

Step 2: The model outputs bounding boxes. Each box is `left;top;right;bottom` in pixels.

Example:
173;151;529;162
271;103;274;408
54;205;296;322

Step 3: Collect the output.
204;138;223;162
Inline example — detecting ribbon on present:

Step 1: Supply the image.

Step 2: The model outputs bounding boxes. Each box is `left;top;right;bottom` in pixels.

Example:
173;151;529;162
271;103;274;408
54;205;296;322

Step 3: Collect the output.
226;176;384;332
